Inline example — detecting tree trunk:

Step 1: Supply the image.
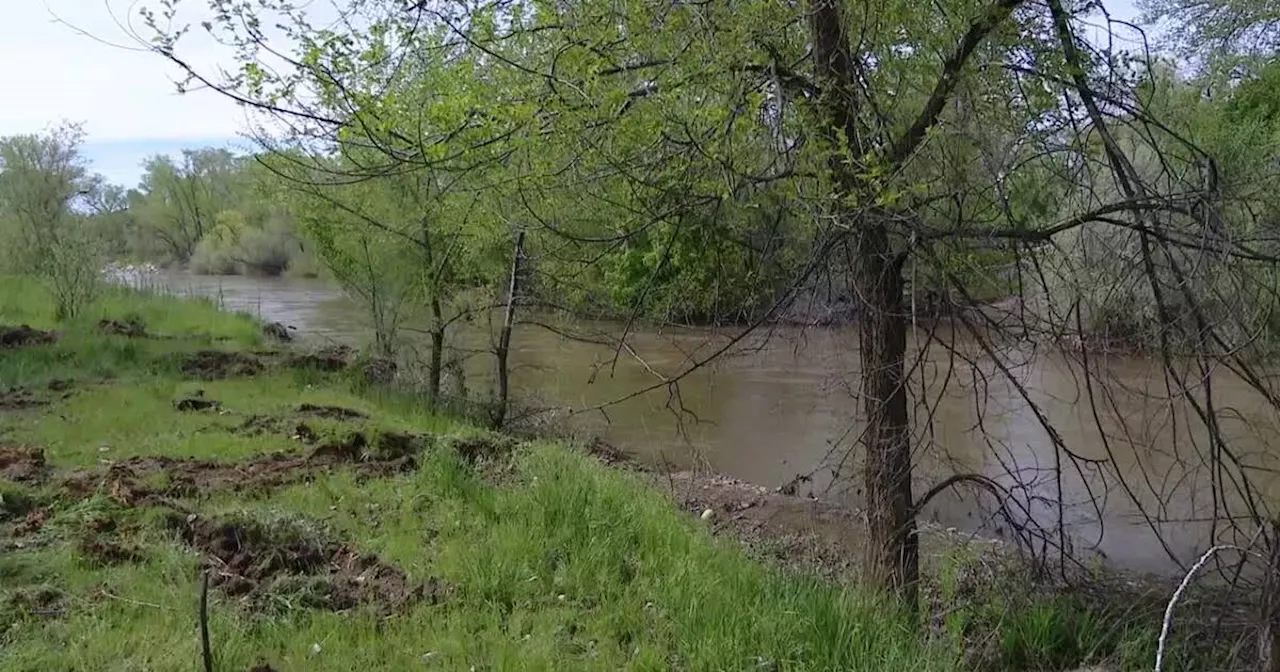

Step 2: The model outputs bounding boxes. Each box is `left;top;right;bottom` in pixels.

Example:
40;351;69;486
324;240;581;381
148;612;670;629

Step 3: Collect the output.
1261;519;1280;672
491;230;525;429
856;224;917;606
428;295;444;411
806;0;919;605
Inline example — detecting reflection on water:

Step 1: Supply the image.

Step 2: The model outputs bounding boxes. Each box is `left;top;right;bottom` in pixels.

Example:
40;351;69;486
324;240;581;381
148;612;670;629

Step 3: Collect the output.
132;270;1280;574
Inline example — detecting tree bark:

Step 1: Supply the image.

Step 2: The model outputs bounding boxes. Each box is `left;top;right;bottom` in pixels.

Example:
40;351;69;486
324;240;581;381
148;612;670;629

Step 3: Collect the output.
855;225;917;606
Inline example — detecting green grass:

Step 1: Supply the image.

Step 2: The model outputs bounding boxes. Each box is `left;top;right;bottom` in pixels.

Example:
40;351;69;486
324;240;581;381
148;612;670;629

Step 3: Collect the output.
0;276;1225;671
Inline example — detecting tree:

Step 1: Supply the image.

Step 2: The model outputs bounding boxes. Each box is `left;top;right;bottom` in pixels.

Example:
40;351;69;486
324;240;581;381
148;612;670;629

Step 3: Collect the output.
0;123;103;319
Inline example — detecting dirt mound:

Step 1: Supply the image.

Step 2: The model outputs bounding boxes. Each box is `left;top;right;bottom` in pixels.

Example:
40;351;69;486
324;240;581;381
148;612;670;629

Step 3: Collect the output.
0;446;48;483
0;325;56;349
297;403;368;420
97;318;146;338
287;345;354;372
60;432;426;504
171;514;446;614
181;351;265;379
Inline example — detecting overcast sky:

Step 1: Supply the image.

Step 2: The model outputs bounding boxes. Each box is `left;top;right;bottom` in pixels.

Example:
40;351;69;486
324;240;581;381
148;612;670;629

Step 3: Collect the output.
1;0;1143;189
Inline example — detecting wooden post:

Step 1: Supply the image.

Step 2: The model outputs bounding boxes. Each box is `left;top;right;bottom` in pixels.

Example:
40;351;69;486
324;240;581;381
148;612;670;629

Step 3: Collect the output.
199;570;213;672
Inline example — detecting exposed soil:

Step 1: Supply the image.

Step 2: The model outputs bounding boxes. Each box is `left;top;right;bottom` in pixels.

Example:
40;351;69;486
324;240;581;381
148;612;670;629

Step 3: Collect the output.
10;508;50;536
0;325;56;349
170;514;446;614
297;403;368;420
451;435;518;465
287;345;354;372
0;387;47;411
76;536;144;566
664;471;860;578
585;437;630;466
180;351;266;379
97;318;147;338
60;431;428;505
0;446;49;483
262;322;292;342
175;396;220;412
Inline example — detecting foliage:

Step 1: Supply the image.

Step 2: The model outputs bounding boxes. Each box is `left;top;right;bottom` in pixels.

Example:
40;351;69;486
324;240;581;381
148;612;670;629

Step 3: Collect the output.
0;124;104;320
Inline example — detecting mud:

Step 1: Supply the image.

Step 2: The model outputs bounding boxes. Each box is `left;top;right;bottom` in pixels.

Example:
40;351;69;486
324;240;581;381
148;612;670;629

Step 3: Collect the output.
180;350;266;379
60;432;427;504
170;514;446;614
97;318;147;338
297;403;368;420
0;446;48;483
0;325;56;349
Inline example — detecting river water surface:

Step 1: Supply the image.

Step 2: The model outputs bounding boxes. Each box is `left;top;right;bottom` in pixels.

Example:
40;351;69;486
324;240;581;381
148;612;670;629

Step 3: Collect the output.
144;271;1280;575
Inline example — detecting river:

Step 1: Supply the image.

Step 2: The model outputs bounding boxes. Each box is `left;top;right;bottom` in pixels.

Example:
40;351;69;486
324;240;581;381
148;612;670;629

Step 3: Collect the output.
137;270;1280;575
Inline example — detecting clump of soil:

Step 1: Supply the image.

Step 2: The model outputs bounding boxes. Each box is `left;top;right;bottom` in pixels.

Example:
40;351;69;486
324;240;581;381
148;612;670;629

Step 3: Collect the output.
262;322;292;342
175;396;220;412
362;357;397;384
0;325;56;349
97;317;147;338
169;514;446;614
181;351;265;380
10;508;50;536
0;446;48;483
297;403;368;420
76;536;144;566
0;387;47;411
287;345;354;372
451;435;518;464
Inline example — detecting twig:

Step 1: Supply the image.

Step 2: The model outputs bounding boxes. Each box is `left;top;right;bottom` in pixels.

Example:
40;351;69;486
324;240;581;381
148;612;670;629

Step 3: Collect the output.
1155;545;1243;672
200;570;213;672
97;590;168;611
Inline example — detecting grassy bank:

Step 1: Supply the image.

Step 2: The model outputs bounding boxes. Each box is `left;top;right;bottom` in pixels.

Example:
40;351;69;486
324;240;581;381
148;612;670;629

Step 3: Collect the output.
0;276;1229;670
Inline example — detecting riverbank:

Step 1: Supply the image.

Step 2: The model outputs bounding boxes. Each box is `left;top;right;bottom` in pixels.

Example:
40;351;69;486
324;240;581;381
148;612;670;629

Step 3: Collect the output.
0;276;1238;670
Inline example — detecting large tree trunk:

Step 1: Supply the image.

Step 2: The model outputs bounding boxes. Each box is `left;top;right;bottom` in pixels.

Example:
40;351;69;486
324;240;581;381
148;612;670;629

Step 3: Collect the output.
807;0;918;605
856;224;917;605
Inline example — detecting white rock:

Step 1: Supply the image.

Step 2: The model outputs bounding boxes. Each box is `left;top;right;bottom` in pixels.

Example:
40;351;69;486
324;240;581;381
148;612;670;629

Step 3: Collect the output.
310;642;322;655
700;508;715;521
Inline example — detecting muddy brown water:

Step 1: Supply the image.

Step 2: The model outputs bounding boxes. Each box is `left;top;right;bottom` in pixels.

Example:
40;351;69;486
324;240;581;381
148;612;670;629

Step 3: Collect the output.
118;270;1280;575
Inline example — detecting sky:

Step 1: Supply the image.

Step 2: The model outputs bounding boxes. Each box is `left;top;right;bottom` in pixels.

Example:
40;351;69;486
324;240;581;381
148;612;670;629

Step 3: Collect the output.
1;0;1143;190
